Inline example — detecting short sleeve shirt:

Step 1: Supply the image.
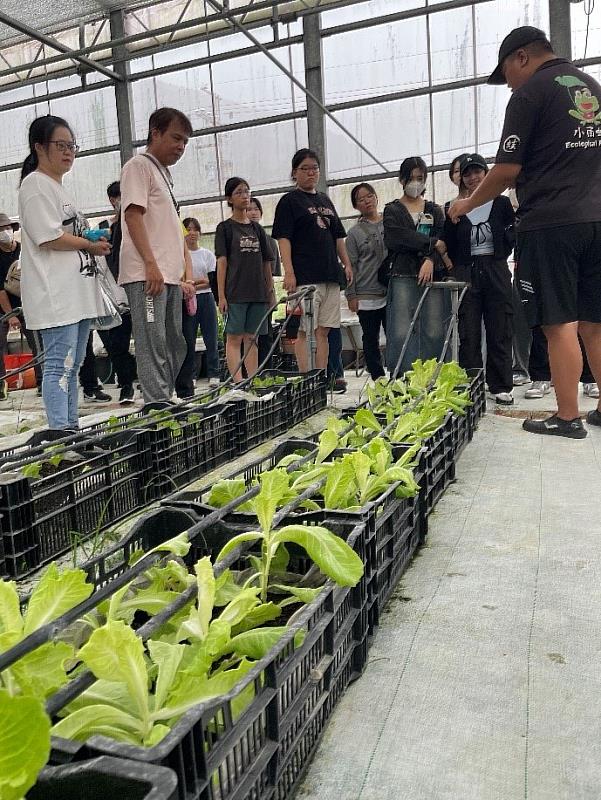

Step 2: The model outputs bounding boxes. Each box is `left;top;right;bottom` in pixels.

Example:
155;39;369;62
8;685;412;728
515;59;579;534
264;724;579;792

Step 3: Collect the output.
189;247;216;295
214;219;272;303
271;189;346;285
119;153;185;285
18;172;102;330
495;58;601;231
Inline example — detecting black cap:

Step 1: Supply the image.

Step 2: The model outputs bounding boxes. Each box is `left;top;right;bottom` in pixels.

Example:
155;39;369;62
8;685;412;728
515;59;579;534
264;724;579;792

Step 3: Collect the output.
460;153;488;176
487;26;550;85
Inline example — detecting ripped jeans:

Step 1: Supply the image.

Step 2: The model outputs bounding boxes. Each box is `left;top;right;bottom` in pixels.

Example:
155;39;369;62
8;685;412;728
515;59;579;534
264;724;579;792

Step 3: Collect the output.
40;320;91;430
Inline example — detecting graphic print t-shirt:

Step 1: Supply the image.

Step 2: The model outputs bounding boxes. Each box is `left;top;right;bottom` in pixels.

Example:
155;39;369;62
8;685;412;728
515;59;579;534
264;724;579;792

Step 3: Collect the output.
271;189;346;285
18;172;101;330
495;58;601;231
214;219;271;303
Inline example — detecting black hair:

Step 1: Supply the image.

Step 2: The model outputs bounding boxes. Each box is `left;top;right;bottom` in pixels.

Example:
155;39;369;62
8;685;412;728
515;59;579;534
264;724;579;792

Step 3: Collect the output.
460;153;488;190
20;115;75;185
107;181;120;199
146;107;193;146
249;196;263;216
291;148;320;178
350;182;377;209
448;153;470;181
399;156;428;185
224;177;250;208
182;216;201;232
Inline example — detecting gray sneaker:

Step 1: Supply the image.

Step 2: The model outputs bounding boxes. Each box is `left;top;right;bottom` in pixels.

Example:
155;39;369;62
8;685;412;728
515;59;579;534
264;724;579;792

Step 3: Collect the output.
583;383;599;399
524;381;551;399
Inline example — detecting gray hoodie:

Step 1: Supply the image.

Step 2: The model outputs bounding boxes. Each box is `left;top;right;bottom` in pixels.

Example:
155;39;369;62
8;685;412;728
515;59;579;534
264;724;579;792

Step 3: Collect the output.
345;218;387;300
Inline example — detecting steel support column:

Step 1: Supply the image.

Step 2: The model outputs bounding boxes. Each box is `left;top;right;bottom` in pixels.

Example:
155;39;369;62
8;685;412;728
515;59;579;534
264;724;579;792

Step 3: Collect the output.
303;14;328;191
110;9;135;165
549;0;572;60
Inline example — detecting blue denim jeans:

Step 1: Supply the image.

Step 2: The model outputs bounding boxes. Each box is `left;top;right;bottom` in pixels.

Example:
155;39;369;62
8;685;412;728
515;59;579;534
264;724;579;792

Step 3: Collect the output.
386;277;451;378
176;293;220;397
40;319;91;429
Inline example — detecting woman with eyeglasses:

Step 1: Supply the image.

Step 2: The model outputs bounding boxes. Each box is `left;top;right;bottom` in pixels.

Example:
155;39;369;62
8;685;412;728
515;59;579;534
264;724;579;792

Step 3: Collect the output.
18;115;110;441
345;183;387;379
215;177;274;382
383;156;451;377
272;148;353;378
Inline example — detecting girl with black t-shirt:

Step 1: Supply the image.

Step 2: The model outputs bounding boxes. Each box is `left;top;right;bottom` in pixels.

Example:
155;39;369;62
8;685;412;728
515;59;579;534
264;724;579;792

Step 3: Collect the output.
442;153;516;404
383;156;451;377
272;148;353;377
215;177;274;382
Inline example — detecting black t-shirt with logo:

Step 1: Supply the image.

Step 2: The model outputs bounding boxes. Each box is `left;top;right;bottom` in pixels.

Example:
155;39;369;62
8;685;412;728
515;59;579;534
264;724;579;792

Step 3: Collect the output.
271;189;346;285
495;58;601;232
214;219;272;303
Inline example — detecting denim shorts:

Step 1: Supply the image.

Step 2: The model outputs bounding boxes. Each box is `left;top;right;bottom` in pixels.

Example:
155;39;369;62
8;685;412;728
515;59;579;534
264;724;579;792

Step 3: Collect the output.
225;302;269;336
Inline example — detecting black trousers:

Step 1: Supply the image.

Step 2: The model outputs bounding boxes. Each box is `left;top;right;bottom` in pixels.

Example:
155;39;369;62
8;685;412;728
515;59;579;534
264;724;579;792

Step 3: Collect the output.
529;326;594;383
456;257;513;395
79;316;136;393
357;306;386;379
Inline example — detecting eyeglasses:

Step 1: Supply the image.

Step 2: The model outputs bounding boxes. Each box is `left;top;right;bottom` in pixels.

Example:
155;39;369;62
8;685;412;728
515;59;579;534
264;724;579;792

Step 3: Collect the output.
50;140;80;154
297;166;320;173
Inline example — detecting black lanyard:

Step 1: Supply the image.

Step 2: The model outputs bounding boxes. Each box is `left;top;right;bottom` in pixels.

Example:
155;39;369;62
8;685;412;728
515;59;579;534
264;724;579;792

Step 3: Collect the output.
141;153;180;214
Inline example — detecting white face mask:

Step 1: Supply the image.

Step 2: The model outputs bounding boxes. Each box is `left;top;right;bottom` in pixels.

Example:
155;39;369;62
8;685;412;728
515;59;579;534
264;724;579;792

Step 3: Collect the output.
0;230;13;245
404;181;425;199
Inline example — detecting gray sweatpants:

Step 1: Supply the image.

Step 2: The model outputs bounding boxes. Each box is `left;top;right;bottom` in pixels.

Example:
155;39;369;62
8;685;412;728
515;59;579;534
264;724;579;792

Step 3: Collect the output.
124;281;187;404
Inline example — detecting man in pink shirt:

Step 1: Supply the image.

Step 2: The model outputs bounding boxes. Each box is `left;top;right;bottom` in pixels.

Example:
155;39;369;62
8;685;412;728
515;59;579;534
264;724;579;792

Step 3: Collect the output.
119;107;195;408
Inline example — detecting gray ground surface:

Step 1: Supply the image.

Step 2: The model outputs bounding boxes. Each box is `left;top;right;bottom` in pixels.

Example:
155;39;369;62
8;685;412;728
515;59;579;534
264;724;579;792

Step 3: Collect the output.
296;412;601;800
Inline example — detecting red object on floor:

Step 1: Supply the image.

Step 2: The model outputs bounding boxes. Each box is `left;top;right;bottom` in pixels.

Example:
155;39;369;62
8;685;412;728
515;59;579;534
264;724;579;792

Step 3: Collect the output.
4;353;37;390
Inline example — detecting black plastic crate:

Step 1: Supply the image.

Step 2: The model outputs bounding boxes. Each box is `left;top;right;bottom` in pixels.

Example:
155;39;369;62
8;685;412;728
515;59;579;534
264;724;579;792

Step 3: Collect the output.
163;438;319;513
149;404;237;494
228;384;289;455
47;517;367;800
253;369;327;426
0;430;154;578
27;757;178;800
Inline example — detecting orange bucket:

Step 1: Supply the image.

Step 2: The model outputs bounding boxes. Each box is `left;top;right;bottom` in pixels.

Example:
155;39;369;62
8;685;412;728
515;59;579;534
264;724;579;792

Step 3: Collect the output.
4;353;37;390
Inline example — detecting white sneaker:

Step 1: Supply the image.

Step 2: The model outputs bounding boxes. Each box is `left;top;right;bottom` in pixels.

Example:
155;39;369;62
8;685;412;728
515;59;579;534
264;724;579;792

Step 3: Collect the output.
513;372;530;386
208;377;220;389
583;382;599;399
524;381;551;399
494;391;514;405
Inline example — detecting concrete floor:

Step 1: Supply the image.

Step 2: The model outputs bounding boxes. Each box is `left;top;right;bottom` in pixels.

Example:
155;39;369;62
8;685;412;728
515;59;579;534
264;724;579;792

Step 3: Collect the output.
296;411;601;800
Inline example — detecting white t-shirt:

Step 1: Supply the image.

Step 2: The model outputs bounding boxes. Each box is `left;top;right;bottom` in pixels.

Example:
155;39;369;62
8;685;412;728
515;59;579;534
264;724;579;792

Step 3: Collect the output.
18;172;102;331
467;201;494;256
189;247;216;294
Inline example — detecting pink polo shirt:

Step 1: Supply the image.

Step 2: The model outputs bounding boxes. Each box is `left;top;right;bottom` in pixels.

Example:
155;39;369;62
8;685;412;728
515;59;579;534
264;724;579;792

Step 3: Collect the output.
118;153;185;285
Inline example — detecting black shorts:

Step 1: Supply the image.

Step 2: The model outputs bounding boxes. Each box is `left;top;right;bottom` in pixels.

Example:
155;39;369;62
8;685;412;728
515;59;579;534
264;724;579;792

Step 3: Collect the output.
515;221;601;327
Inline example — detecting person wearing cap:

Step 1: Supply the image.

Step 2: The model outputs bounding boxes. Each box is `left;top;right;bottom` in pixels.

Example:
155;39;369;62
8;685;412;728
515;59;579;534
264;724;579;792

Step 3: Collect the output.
449;26;601;439
442;154;515;404
0;212;43;400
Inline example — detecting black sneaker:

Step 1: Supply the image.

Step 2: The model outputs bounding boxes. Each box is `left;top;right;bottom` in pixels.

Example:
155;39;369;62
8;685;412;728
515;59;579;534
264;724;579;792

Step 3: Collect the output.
586;408;601;427
119;385;135;405
522;414;587;439
330;378;347;394
83;388;112;403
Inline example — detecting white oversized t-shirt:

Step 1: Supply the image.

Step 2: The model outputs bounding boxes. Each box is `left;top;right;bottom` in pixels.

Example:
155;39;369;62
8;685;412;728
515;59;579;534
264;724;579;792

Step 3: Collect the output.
18;172;102;331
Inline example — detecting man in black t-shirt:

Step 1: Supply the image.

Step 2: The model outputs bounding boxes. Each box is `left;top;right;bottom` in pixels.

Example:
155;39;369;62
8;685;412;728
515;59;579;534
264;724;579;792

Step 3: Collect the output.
449;26;601;439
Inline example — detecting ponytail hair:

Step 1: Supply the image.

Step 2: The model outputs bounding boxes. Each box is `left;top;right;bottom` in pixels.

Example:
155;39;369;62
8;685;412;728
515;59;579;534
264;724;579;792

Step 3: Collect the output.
20;115;74;185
